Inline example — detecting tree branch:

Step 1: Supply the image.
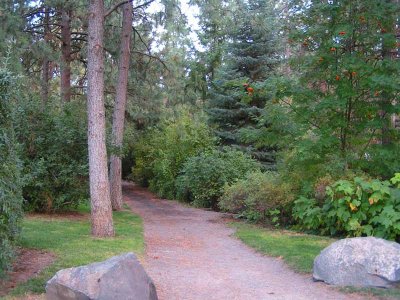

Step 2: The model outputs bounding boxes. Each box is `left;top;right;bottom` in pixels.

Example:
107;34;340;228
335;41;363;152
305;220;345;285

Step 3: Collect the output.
132;50;169;71
132;26;151;53
104;0;155;18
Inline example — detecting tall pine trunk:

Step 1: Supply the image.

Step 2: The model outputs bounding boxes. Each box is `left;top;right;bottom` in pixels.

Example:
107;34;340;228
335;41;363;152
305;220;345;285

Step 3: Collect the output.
40;7;50;105
109;2;133;210
87;0;114;237
61;9;72;103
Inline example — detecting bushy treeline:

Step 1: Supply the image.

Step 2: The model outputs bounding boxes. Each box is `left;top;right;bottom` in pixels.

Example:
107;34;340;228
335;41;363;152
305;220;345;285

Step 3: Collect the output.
131;108;261;206
0;68;23;276
0;69;88;275
15;98;88;212
132;103;400;242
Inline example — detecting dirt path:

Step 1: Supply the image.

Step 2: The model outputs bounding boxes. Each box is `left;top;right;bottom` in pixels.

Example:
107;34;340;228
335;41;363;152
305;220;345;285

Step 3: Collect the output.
124;183;366;300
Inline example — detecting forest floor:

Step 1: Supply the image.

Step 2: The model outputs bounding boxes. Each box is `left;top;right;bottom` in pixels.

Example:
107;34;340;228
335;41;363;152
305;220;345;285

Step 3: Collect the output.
124;182;371;300
0;249;55;297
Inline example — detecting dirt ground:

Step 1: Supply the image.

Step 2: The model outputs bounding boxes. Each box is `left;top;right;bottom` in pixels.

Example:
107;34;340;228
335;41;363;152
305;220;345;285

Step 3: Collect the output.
0;249;55;297
124;182;368;300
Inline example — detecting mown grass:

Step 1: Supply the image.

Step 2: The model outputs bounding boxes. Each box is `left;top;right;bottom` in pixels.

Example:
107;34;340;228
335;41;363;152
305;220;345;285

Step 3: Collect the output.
231;222;334;273
5;204;143;297
232;222;400;299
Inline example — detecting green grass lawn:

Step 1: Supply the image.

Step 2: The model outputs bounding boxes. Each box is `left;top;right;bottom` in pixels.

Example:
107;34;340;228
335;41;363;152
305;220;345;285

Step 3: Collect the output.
232;221;400;299
231;222;334;273
6;204;144;297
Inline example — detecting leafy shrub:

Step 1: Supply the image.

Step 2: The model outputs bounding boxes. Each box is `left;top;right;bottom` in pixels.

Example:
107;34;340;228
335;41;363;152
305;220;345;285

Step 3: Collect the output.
176;148;259;208
293;174;400;240
14;98;89;212
219;170;294;222
356;144;400;179
132;110;215;199
0;68;23;276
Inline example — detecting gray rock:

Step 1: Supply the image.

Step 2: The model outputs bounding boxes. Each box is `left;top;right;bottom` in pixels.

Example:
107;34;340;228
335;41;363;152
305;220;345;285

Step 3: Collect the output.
46;252;158;300
313;237;400;288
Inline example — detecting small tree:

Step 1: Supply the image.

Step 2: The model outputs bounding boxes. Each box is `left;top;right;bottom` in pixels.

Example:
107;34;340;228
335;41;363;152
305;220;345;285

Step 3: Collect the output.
275;0;400;175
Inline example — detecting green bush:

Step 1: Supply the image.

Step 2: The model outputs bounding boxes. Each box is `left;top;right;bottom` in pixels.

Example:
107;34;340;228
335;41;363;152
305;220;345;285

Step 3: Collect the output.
0;68;23;276
14;98;89;212
219;170;294;222
356;144;400;179
176;148;259;208
293;174;400;240
132;110;215;199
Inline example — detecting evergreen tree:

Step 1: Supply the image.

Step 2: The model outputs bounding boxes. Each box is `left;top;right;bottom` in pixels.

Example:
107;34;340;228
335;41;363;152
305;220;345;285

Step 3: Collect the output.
207;0;282;169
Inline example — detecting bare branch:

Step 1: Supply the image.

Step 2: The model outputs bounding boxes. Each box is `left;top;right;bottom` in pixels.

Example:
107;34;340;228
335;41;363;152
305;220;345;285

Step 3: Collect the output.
132;27;151;53
25;23;61;31
132;50;169;71
104;0;155;18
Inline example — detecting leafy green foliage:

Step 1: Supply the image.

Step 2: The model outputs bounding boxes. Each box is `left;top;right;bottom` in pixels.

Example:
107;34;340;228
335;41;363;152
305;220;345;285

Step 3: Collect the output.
14;98;88;212
132;109;215;199
176;148;259;208
219;171;294;222
293;174;400;240
281;0;400;175
355;144;400;179
0;67;23;276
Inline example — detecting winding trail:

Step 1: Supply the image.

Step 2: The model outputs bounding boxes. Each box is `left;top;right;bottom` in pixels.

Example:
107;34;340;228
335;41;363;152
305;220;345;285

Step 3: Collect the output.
124;182;366;300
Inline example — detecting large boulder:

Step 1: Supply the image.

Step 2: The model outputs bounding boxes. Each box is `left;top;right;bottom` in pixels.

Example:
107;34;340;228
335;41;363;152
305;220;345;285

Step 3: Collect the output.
313;237;400;288
46;252;158;300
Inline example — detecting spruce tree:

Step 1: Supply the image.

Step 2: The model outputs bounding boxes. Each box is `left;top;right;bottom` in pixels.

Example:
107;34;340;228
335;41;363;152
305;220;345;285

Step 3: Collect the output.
207;0;281;169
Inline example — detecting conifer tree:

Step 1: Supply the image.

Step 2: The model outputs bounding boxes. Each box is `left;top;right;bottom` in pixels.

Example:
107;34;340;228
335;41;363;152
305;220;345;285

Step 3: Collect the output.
207;0;281;169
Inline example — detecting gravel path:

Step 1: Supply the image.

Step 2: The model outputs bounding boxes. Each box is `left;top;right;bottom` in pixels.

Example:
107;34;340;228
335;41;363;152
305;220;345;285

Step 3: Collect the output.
124;183;366;300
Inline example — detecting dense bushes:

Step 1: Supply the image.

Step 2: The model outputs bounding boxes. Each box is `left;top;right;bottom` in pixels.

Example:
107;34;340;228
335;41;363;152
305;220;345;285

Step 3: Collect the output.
14;98;89;212
130;104;400;243
132;110;215;199
0;68;23;276
219;171;294;222
176;148;259;208
293;174;400;240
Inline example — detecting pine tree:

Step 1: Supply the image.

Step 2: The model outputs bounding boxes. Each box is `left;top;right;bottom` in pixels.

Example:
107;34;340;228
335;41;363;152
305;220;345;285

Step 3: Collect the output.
207;0;282;169
87;0;114;237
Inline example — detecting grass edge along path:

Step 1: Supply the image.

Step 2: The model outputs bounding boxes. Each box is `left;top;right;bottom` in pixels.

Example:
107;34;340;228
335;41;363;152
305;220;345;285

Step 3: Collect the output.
232;221;400;299
4;204;144;298
231;222;334;273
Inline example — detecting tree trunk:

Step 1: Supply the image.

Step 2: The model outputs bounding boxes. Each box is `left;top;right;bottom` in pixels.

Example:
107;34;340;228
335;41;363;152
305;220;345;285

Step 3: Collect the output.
109;2;133;211
40;7;50;105
61;8;72;103
87;0;114;237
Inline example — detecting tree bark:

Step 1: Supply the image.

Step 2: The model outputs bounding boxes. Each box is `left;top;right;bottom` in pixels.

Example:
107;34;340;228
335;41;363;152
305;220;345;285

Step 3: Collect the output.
87;0;114;237
40;7;50;105
61;8;72;103
109;1;133;210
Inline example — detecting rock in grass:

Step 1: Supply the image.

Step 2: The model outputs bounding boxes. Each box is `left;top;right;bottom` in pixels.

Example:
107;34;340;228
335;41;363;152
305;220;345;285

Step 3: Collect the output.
46;252;158;300
313;237;400;288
